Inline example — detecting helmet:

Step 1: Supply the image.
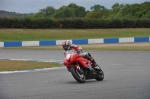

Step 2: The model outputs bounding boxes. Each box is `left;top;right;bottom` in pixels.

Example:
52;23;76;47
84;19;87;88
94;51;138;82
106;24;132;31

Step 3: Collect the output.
62;40;71;51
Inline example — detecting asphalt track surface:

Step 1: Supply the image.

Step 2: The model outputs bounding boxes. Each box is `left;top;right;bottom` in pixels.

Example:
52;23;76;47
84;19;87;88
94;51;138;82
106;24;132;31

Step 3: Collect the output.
0;49;150;99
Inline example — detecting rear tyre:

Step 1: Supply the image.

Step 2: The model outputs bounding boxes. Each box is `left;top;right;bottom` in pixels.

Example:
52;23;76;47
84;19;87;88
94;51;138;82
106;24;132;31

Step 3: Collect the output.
95;70;104;81
70;66;86;83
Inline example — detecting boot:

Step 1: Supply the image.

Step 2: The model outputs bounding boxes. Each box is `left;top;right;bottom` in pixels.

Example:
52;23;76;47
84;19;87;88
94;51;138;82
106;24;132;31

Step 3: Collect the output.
89;57;101;71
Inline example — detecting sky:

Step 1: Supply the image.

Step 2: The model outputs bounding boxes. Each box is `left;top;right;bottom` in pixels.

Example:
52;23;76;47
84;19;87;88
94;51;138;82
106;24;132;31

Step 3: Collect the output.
0;0;149;13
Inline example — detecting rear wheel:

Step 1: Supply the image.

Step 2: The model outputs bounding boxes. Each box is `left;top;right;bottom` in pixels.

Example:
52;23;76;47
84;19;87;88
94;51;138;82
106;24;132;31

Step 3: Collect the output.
70;66;86;83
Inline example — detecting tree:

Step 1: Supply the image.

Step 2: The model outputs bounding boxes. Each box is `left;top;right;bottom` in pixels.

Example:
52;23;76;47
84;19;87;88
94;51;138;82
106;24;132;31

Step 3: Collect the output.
91;4;106;11
112;3;123;10
88;4;109;18
140;2;150;18
68;3;86;17
116;2;150;18
111;3;124;14
143;11;150;18
39;6;56;17
53;3;86;18
116;4;139;18
107;3;123;18
53;6;75;18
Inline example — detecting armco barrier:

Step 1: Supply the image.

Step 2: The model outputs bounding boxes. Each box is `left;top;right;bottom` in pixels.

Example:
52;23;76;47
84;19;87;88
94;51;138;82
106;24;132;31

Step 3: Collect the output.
0;37;149;47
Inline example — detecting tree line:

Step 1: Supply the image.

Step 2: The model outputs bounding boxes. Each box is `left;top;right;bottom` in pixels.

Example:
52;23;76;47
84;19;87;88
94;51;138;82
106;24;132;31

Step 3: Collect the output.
32;2;150;19
0;2;149;19
0;2;150;28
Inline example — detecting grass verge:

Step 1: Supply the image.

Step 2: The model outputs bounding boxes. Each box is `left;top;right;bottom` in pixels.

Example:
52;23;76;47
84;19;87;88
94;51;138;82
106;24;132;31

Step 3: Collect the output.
0;60;62;72
0;28;150;41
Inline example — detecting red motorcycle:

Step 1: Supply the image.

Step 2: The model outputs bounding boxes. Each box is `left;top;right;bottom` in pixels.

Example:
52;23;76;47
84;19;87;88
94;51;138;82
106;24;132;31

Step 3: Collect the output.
63;52;104;83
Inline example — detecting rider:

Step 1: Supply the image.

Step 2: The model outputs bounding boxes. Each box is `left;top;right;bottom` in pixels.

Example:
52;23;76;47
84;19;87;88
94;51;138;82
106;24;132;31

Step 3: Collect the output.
62;40;101;71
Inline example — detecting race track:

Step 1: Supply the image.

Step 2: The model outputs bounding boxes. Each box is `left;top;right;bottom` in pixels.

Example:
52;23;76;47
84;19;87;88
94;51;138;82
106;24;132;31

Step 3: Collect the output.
0;49;150;99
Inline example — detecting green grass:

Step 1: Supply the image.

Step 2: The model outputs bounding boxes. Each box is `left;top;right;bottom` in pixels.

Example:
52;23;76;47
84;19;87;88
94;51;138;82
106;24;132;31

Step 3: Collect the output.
0;60;62;71
0;28;150;41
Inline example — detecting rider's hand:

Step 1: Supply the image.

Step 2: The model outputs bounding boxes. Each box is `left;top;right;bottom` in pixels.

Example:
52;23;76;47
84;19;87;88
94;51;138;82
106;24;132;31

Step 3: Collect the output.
78;47;82;54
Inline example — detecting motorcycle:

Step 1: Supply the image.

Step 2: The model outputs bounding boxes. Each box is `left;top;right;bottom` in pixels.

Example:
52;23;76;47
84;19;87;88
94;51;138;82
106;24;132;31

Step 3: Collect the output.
63;52;104;83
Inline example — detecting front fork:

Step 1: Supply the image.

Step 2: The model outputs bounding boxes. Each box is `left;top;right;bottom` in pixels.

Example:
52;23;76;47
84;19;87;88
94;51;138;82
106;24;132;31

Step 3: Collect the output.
75;62;80;69
75;62;83;74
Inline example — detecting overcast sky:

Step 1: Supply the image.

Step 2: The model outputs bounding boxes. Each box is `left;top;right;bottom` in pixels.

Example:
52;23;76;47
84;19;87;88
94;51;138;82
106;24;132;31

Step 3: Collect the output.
0;0;148;13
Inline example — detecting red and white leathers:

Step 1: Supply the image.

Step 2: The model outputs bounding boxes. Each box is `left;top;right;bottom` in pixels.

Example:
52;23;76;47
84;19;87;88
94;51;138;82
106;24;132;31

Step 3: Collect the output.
63;44;98;67
64;44;82;57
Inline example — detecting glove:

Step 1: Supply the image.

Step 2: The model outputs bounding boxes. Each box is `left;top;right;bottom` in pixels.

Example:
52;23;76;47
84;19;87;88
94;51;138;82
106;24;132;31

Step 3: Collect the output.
78;47;82;54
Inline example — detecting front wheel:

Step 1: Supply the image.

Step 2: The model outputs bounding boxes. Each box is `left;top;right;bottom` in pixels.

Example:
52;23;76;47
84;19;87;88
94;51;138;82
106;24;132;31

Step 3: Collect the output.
70;66;86;83
95;70;104;81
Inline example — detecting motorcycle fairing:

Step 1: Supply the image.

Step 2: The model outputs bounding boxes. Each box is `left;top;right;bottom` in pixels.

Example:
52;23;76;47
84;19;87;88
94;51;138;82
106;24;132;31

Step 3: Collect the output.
63;53;90;70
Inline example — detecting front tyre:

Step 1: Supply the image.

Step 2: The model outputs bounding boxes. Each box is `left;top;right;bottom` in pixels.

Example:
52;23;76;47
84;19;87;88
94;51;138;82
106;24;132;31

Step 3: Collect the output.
70;66;86;83
95;70;104;81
